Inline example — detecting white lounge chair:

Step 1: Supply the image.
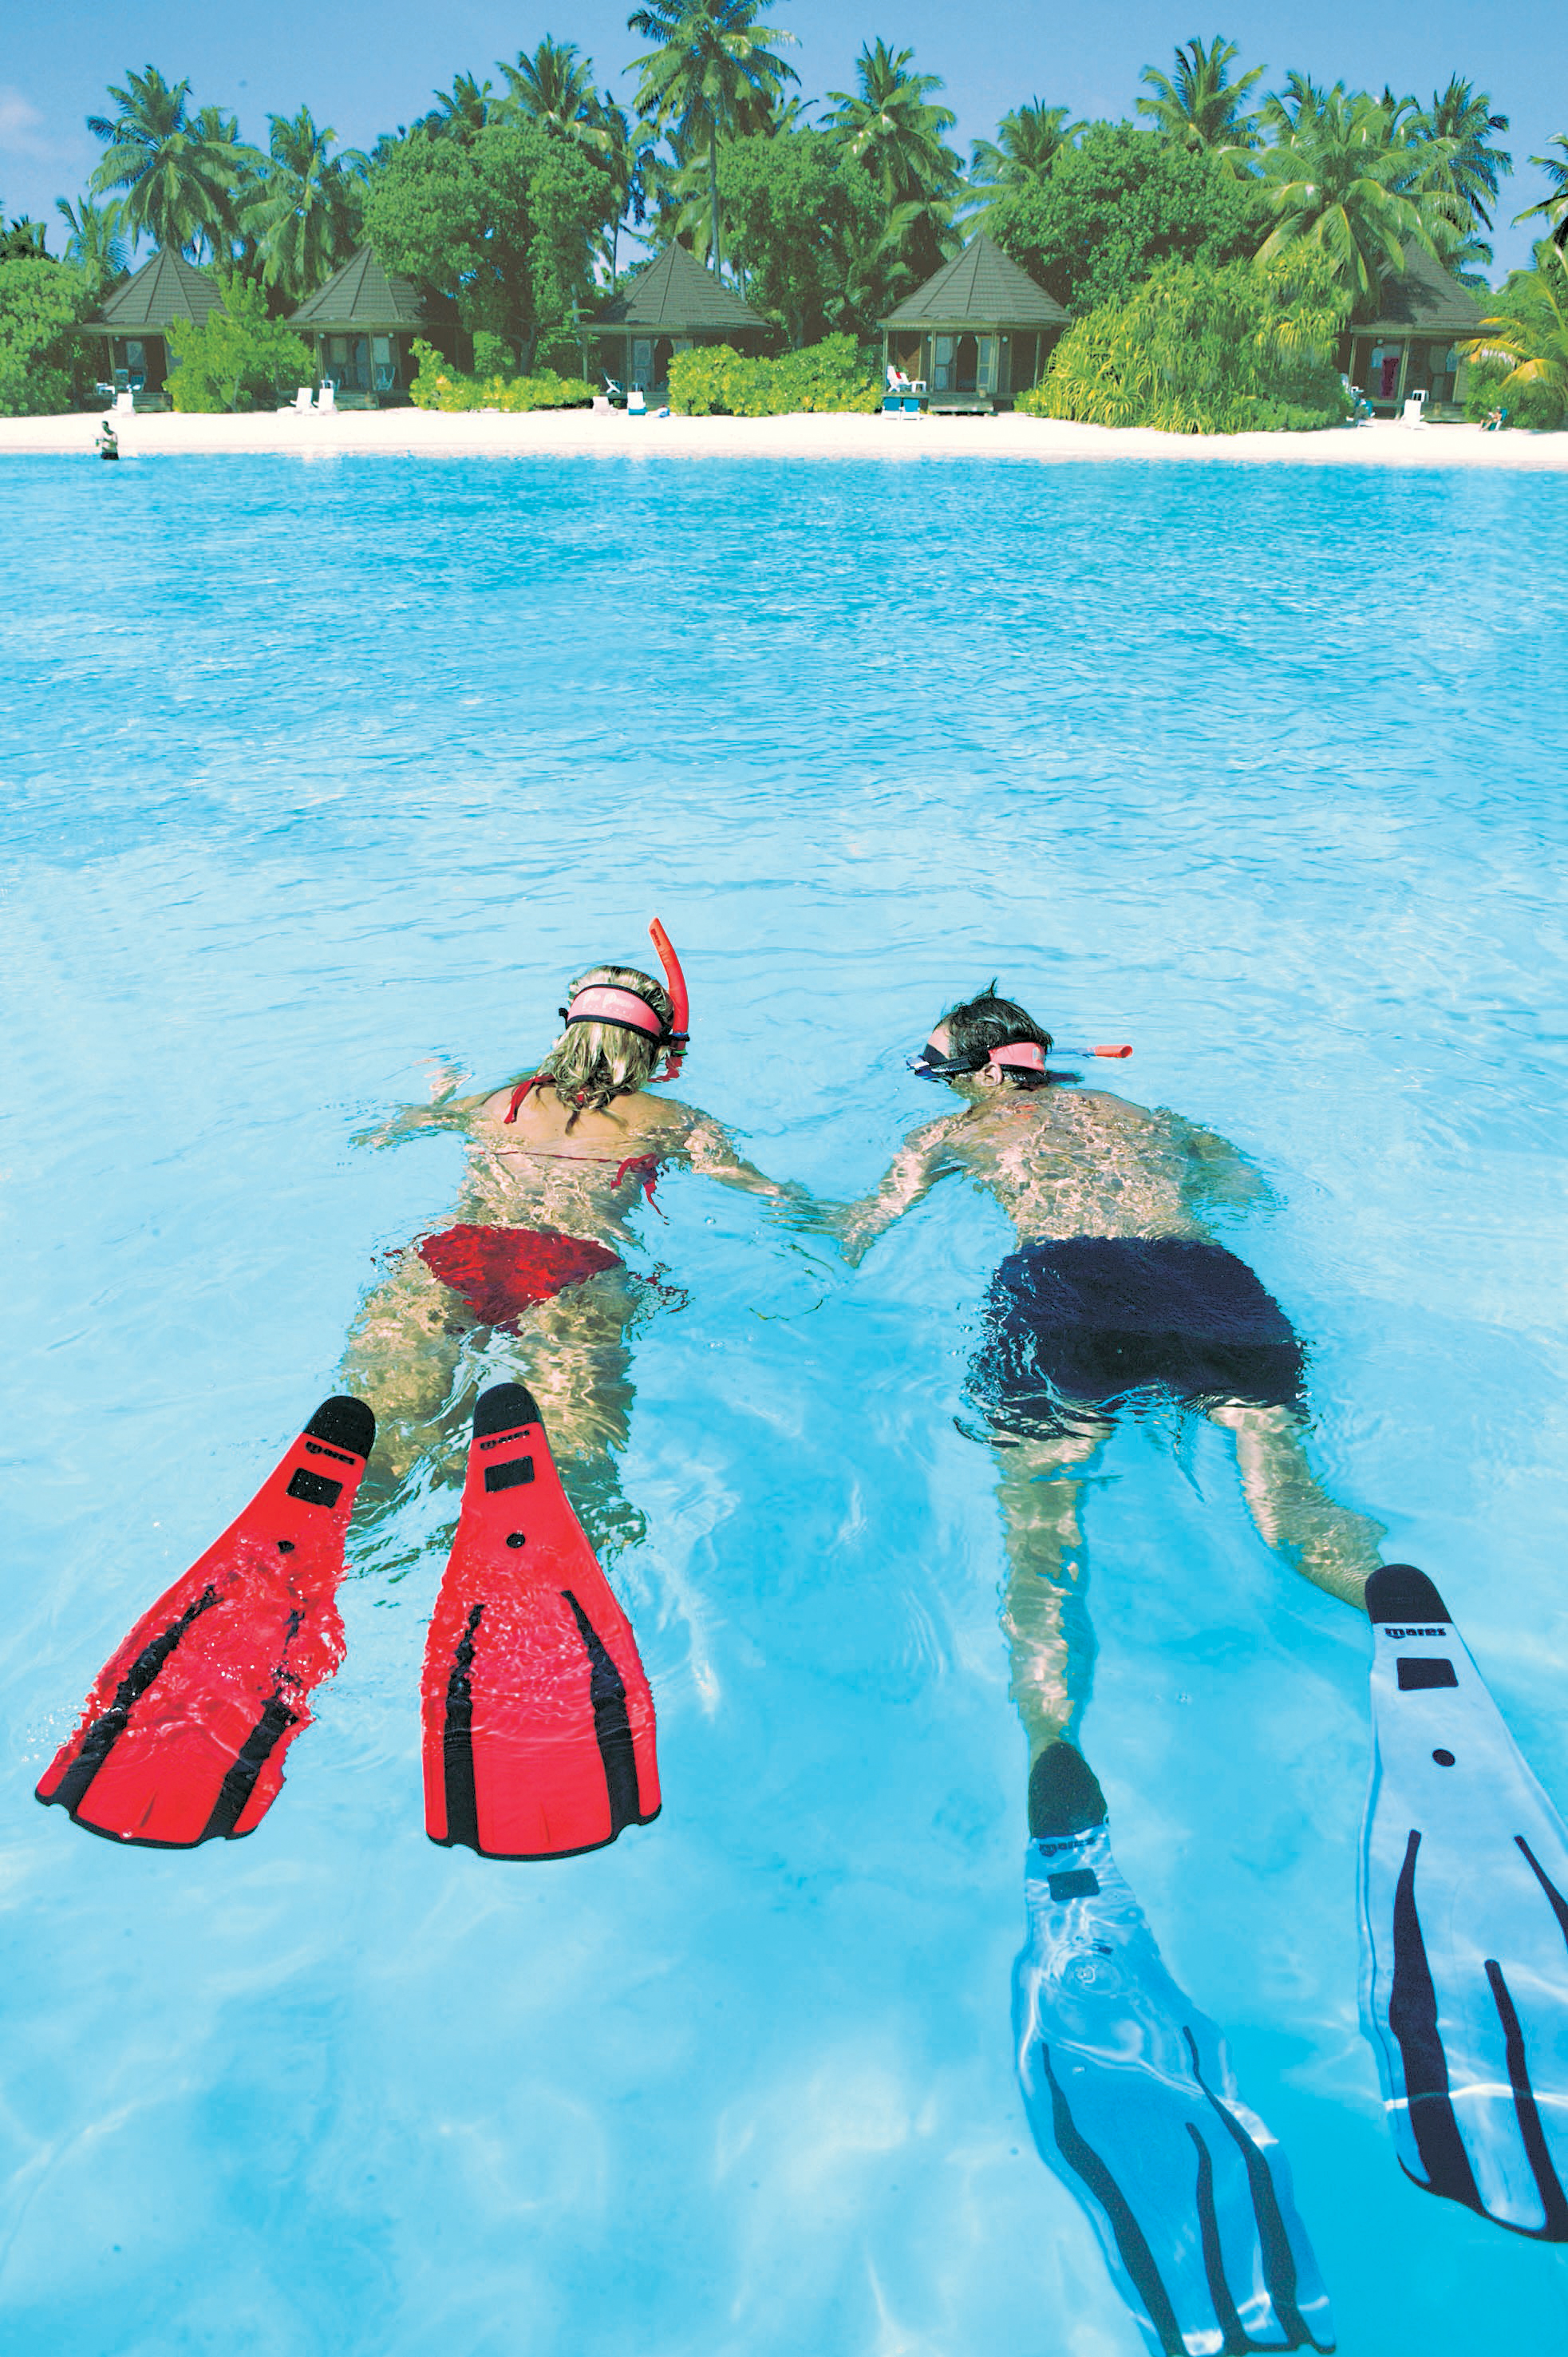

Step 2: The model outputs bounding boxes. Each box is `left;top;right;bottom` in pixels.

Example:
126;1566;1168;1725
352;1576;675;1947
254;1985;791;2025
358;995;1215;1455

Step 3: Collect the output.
112;388;135;416
318;381;338;414
1400;390;1428;427
282;386;315;415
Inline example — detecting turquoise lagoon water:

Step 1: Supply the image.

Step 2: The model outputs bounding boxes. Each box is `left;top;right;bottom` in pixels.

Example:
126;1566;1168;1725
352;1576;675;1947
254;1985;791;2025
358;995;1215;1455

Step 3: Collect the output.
3;451;1566;2356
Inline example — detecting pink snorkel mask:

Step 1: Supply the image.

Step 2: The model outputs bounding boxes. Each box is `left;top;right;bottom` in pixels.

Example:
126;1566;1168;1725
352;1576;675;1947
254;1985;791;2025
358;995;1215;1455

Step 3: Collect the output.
505;919;690;1121
909;1034;1131;1082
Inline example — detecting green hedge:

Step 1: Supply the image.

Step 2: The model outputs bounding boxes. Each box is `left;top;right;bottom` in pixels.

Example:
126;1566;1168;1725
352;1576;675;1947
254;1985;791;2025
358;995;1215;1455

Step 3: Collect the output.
1018;252;1354;435
409;338;594;412
666;334;880;417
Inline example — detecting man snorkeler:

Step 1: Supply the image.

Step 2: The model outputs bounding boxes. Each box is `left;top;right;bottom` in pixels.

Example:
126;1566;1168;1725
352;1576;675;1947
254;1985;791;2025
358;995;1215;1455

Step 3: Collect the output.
832;986;1371;2355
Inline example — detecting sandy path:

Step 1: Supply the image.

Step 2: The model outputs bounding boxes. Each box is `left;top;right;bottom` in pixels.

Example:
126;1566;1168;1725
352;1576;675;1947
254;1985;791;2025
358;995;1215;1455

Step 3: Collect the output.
4;405;1566;469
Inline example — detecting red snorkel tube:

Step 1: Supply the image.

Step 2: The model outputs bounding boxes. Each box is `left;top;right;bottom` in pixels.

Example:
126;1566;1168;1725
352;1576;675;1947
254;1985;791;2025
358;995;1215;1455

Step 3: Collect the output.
648;917;689;1081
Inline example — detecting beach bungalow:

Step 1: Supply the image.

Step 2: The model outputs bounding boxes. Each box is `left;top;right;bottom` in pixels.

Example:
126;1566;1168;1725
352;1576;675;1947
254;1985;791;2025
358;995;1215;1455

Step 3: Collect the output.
1342;243;1487;417
289;246;435;403
589;243;771;393
83;248;224;401
881;233;1069;412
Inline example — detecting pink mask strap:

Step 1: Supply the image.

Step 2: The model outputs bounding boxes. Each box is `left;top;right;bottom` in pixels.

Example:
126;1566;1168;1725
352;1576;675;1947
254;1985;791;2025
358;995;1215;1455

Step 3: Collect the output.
988;1042;1046;1074
567;984;665;1038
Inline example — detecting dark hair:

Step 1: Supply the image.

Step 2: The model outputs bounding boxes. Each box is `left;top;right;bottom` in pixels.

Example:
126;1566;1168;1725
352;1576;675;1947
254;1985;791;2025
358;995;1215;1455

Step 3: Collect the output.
942;984;1053;1088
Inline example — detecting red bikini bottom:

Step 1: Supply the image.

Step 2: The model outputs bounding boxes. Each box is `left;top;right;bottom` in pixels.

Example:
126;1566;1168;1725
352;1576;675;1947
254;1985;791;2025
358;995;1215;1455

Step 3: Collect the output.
418;1224;623;1332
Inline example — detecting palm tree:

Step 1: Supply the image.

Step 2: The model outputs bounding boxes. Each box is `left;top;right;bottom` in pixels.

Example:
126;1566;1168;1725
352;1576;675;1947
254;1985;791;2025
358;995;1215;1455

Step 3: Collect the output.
1515;133;1568;259
1137;37;1263;160
54;196;129;295
244;109;368;301
1259;71;1337;140
594;97;658;278
88;65;254;259
425;73;497;143
1410;78;1511;234
500;37;606;149
1258;87;1460;316
825;39;958;202
0;207;49;262
1465;251;1568;425
970;101;1084;205
823;39;962;290
627;0;797;279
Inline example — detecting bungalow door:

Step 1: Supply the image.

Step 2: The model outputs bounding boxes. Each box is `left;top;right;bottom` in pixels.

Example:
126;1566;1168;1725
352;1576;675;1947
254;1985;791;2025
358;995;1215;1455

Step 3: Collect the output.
632;338;654;389
932;334;954;392
976;338;999;397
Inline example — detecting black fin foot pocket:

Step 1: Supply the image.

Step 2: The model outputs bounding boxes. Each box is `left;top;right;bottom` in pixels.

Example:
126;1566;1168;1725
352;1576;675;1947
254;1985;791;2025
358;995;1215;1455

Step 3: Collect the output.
1029;1742;1110;1841
305;1395;377;1459
1366;1564;1451;1625
474;1382;544;1439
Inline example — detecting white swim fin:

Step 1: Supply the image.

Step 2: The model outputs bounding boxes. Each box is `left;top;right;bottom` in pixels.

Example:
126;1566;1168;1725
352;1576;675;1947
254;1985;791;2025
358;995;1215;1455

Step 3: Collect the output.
1361;1564;1568;2238
1015;1744;1335;2355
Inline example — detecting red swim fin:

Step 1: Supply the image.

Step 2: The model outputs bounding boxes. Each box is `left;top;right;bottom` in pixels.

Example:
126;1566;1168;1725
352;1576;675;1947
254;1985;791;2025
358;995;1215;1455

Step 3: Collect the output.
37;1397;375;1849
423;1383;661;1860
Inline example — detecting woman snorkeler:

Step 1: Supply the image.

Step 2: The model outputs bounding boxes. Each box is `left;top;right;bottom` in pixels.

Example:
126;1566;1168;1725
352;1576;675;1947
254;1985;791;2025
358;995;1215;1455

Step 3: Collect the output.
341;921;805;1549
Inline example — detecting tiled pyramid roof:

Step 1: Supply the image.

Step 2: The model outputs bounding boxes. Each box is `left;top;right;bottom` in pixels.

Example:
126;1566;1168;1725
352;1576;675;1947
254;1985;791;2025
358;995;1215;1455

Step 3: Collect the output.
882;233;1068;330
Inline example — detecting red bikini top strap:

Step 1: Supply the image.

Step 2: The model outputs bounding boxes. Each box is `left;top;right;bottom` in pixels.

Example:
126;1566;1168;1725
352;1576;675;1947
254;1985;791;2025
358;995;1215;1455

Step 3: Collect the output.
504;1075;543;1124
613;1153;662;1208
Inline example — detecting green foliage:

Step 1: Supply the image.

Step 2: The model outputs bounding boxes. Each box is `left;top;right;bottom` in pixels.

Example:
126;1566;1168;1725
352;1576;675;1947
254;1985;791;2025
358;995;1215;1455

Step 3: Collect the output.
1021;251;1354;433
88;64;259;260
407;338;594;409
0;255;91;415
628;0;800;278
717;131;885;344
164;271;311;409
364;119;610;366
1258;86;1461;317
1463;247;1568;428
666;332;879;414
243;107;367;301
53;196;128;301
1137;38;1264;159
824;39;962;297
989;122;1270;315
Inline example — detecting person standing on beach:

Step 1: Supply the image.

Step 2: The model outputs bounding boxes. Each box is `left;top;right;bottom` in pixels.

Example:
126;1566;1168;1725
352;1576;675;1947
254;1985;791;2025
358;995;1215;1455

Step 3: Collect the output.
829;985;1372;2354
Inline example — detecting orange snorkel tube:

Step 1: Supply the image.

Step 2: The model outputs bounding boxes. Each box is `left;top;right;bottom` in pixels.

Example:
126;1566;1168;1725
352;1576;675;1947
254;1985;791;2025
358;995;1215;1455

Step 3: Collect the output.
648;917;689;1080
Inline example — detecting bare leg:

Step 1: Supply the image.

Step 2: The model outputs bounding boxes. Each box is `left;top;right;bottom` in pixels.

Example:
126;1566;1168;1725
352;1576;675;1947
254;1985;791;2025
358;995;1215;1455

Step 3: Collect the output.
993;1422;1112;1765
1209;1400;1384;1609
338;1252;649;1556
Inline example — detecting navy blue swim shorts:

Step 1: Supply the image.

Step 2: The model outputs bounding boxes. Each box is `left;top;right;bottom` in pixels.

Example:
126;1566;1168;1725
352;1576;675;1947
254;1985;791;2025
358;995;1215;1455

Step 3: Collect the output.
968;1235;1306;1440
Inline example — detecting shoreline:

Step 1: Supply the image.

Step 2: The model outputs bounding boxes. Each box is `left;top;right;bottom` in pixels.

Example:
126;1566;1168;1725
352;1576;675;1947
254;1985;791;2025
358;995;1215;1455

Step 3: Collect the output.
3;406;1566;469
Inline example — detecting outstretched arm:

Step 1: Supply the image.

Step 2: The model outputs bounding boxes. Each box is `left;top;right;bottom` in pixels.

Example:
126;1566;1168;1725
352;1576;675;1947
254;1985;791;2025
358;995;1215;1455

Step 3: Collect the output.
352;1059;483;1151
828;1120;958;1266
678;1113;826;1222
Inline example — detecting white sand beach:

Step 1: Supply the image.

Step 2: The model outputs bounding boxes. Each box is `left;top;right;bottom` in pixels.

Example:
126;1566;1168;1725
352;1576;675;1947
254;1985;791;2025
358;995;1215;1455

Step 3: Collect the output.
4;405;1568;468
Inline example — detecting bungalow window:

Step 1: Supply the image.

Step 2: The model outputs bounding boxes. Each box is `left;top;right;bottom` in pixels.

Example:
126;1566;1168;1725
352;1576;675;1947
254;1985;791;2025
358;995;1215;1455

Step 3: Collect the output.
372;335;395;393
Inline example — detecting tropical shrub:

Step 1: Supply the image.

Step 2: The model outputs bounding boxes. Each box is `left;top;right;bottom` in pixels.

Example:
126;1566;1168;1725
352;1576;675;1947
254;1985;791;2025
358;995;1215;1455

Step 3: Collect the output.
164;272;311;410
0;255;90;415
408;338;594;409
666;332;879;414
1021;251;1354;433
1462;249;1568;429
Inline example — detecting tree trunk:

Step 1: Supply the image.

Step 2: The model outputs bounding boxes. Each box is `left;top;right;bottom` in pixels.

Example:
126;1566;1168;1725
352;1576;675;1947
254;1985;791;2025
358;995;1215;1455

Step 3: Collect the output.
709;127;721;279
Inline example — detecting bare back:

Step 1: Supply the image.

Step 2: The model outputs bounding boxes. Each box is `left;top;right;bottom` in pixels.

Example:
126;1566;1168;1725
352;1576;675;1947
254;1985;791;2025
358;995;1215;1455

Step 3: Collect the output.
843;1084;1266;1259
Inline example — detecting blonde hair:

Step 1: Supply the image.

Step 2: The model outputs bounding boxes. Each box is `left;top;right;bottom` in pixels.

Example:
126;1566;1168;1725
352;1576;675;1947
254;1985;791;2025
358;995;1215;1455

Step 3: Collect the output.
531;963;673;1127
